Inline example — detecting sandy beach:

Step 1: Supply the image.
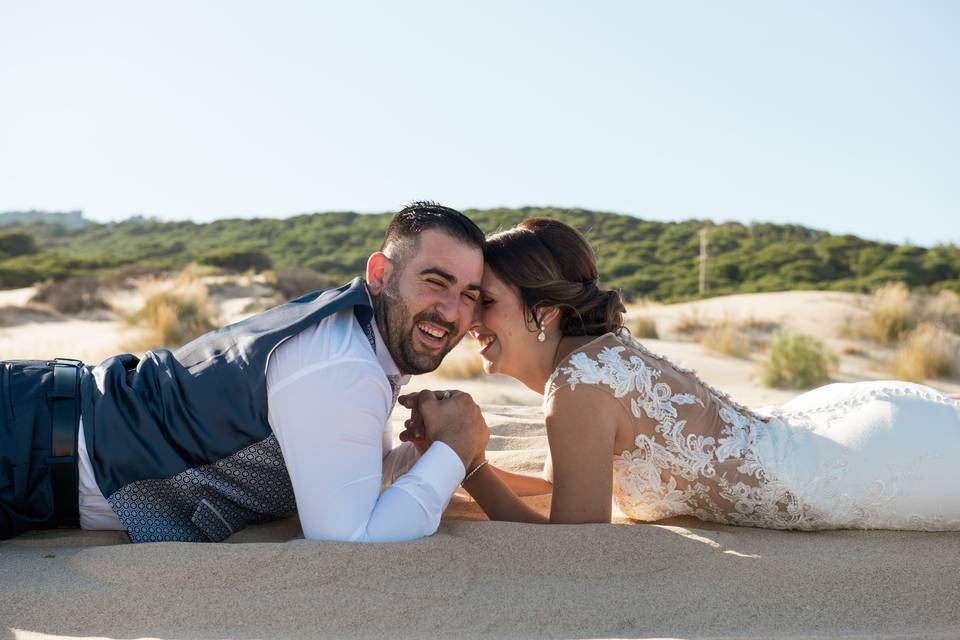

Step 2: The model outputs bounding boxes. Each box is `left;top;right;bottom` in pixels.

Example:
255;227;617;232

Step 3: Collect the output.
3;285;960;639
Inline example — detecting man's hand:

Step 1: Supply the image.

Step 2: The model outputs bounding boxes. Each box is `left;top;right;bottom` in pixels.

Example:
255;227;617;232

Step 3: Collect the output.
398;390;489;471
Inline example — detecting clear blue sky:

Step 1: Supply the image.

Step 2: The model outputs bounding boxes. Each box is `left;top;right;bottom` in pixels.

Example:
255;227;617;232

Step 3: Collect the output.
1;1;957;245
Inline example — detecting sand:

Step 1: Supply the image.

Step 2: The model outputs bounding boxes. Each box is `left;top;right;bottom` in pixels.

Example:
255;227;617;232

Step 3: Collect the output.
3;287;960;639
5;517;960;640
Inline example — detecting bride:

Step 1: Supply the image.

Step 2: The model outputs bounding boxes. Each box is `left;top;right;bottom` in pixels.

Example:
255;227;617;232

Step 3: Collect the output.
400;217;960;530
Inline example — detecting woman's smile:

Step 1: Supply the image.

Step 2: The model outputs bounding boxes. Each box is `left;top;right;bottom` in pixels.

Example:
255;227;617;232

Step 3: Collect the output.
475;332;498;356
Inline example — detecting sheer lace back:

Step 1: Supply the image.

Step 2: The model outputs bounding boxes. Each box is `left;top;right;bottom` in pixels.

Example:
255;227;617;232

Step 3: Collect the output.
544;331;811;528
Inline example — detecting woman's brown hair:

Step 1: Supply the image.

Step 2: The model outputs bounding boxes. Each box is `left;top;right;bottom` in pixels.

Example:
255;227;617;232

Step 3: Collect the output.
484;217;626;336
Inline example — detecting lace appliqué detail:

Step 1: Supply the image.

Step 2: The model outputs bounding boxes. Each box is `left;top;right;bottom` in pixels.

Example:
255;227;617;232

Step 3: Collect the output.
549;335;815;529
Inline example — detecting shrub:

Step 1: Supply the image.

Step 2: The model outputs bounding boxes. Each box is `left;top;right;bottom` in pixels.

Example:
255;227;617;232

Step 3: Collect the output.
871;282;917;344
762;330;836;389
133;290;217;349
631;316;658;339
0;231;38;257
700;321;751;358
270;267;336;301
101;265;167;290
891;323;959;382
198;249;273;273
0;264;43;288
30;276;109;314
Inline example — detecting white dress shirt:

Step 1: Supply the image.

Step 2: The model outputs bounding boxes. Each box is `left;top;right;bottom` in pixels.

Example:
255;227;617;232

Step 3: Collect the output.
77;301;466;541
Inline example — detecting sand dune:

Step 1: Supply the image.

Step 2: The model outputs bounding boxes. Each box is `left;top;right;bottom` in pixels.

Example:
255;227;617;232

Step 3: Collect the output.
3;286;960;639
4;402;960;639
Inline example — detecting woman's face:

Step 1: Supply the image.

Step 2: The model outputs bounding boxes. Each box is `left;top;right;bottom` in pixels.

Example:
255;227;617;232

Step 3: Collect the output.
470;266;540;377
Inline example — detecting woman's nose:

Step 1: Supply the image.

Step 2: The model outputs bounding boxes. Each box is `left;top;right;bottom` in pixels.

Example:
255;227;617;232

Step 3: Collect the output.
468;311;483;335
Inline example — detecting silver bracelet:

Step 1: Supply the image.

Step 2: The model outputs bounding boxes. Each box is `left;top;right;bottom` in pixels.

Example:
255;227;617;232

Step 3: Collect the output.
462;459;489;484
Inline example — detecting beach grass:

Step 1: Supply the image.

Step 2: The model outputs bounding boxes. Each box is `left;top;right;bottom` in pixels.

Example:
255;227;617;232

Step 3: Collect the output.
762;330;836;389
434;339;486;379
130;288;218;350
631;316;659;339
891;323;959;382
700;320;751;358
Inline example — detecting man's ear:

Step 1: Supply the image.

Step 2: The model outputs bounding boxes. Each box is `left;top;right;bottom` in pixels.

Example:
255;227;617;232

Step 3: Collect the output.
366;252;394;295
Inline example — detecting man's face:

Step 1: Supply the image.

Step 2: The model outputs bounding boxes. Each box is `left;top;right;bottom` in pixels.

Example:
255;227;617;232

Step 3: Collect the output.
373;229;484;375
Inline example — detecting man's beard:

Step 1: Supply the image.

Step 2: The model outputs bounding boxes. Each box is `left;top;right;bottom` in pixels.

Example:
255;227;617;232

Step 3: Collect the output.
372;278;460;375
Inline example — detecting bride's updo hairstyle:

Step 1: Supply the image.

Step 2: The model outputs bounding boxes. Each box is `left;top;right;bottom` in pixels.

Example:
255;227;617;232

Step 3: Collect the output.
484;217;626;336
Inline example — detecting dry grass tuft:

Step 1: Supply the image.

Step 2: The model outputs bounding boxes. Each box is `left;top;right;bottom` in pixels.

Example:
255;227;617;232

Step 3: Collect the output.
839;344;868;357
837;315;874;341
741;318;780;334
100;265;167;291
871;282;917;345
762;330;836;389
433;339;486;380
925;290;960;334
843;283;960;345
174;262;223;286
672;314;708;336
700;321;751;358
131;288;218;350
891;323;959;382
631;316;659;339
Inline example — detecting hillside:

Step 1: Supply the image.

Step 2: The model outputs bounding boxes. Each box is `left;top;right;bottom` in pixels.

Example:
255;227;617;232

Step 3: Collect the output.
0;209;89;228
0;207;958;301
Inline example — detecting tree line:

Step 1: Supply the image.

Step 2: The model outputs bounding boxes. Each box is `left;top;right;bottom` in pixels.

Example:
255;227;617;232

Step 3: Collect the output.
1;207;957;302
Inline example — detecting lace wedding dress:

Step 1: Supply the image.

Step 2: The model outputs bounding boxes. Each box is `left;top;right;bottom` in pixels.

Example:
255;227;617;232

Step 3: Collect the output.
543;332;960;530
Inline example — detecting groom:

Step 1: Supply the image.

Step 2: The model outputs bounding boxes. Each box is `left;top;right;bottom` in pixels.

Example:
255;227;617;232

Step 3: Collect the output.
0;202;488;543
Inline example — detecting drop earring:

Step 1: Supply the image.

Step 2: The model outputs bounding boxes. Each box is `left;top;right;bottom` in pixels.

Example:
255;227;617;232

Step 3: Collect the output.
537;322;546;342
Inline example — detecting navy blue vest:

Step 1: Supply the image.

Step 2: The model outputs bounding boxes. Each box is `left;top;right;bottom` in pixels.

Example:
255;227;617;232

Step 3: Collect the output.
79;277;375;542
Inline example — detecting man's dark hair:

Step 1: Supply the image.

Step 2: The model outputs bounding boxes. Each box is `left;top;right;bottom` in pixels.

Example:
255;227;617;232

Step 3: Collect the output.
380;202;485;264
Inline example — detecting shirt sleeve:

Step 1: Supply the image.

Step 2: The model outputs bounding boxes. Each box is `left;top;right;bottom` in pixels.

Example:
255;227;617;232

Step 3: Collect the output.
380;441;423;492
267;360;465;542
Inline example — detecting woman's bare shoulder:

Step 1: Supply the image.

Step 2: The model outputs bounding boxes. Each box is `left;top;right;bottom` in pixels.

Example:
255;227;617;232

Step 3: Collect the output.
544;332;633;401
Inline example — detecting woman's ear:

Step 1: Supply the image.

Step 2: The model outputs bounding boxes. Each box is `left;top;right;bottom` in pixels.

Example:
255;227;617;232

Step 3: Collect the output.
538;306;561;329
366;252;394;295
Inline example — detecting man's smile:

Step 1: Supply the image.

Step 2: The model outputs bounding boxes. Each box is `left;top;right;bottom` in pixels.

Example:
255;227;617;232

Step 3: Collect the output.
415;320;451;349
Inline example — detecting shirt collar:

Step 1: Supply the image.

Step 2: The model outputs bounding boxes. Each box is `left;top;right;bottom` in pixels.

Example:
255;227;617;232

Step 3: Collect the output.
365;287;411;386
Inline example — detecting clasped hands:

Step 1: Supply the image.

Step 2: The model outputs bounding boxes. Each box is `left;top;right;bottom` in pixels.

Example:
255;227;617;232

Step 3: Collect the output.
397;390;489;472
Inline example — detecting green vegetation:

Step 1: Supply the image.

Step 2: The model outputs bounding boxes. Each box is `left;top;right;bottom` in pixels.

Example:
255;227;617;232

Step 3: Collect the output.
0;231;39;257
2;208;959;302
762;331;836;389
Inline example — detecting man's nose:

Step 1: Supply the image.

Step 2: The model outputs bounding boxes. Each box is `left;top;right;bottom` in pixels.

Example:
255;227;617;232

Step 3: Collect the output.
435;290;460;325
